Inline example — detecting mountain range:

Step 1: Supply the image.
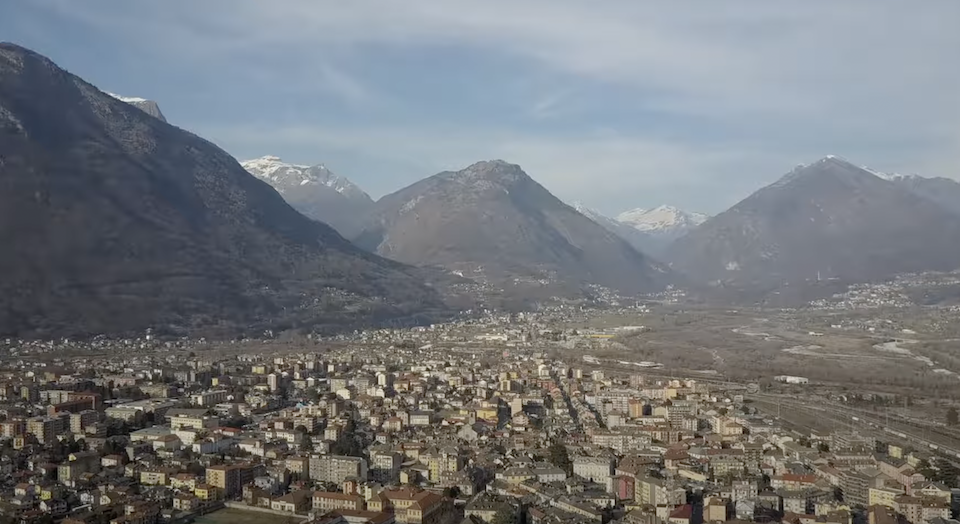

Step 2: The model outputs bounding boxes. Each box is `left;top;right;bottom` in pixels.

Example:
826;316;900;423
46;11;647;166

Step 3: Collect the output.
572;202;656;255
0;42;444;337
618;205;709;236
354;160;671;302
882;173;960;216
574;204;708;256
5;42;960;337
241;156;374;238
666;156;960;299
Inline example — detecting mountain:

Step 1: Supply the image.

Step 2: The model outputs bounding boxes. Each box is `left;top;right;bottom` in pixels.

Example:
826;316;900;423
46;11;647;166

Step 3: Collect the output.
0;42;444;337
241;156;374;237
106;92;167;122
882;173;960;216
618;205;708;236
355;160;670;300
665;156;960;298
615;205;708;256
571;202;655;255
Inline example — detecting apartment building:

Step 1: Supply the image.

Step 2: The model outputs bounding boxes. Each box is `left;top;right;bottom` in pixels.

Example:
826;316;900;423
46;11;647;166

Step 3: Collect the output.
310;454;368;484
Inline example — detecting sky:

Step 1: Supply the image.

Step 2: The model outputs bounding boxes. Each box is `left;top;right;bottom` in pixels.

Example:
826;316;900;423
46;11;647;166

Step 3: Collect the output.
3;1;959;215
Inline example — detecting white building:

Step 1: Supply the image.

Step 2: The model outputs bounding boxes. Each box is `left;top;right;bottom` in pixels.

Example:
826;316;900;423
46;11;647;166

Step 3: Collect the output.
774;375;810;385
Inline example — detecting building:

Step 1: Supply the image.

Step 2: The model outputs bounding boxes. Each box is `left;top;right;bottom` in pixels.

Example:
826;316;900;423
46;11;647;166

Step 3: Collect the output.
313;492;365;512
832;431;876;452
0;419;25;438
207;464;257;499
574;456;615;483
367;487;452;524
168;409;220;431
531;462;566;483
371;450;402;483
704;497;728;523
775;376;810;385
421;448;462;482
272;489;312;514
140;467;178;486
310;454;368;484
58;451;100;483
191;390;228;407
26;415;65;444
69;410;99;434
868;487;901;509
841;469;884;507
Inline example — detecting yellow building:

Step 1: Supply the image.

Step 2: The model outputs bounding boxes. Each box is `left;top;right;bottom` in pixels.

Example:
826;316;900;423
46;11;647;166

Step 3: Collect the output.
868;487;901;509
206;464;254;498
171;474;198;491
368;487;450;524
140;468;176;486
422;451;461;482
194;484;218;501
499;467;535;485
475;407;498;422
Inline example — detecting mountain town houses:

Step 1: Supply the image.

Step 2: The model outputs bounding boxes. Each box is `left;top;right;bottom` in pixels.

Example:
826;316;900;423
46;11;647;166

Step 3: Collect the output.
0;328;956;524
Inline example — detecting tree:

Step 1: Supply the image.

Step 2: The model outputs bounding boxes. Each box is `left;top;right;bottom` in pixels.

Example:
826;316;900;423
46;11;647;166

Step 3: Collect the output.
443;486;461;499
492;507;517;524
331;419;365;458
301;437;315;453
547;442;572;476
947;407;958;426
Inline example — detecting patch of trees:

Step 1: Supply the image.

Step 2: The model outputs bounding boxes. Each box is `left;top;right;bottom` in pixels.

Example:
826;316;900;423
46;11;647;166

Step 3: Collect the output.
547;442;572;476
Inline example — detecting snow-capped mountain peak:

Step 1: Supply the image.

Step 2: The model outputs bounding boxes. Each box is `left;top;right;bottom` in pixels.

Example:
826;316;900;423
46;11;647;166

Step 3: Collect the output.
573;201;637;233
106;91;167;122
874;171;921;182
572;201;601;219
106;92;148;104
617;205;708;234
240;156;369;200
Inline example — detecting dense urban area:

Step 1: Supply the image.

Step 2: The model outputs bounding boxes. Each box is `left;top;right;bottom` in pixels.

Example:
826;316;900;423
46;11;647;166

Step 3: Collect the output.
3;283;960;524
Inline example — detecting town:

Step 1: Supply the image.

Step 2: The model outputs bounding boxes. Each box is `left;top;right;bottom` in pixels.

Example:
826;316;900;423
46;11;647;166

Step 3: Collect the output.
0;309;958;524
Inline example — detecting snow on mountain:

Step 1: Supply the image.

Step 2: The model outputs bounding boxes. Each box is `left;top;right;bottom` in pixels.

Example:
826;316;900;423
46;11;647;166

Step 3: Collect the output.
572;201;613;226
105;92;167;122
617;205;708;235
241;156;370;201
873;170;921;182
241;156;374;237
106;92;148;103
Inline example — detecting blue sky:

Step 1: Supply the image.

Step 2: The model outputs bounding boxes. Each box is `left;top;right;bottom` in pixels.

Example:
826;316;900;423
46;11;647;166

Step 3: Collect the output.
3;1;959;215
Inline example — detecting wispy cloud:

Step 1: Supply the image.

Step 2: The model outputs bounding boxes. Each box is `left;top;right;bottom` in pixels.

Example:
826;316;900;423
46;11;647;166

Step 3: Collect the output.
528;90;573;120
201;121;785;214
8;0;960;213
313;63;384;107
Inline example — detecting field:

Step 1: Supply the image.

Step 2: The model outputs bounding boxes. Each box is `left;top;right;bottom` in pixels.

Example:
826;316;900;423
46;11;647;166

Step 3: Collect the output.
194;508;304;524
557;305;960;398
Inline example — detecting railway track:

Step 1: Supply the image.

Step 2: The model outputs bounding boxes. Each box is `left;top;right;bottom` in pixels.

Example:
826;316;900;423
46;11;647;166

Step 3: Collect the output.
749;394;960;459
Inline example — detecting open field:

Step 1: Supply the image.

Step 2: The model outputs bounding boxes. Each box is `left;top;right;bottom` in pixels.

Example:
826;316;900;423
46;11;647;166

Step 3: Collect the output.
194;508;304;524
558;305;960;398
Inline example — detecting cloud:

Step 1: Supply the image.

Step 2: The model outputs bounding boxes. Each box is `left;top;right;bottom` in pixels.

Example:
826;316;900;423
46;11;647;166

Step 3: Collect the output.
528;90;573;120
33;1;960;119
14;0;960;211
202;121;785;214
